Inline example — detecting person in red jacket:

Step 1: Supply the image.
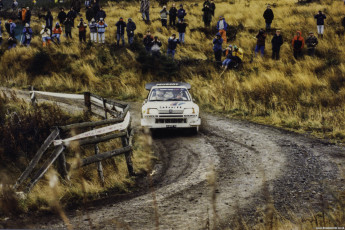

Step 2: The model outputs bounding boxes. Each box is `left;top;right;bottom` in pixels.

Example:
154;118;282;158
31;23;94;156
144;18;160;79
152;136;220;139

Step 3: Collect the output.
51;22;62;44
292;30;305;59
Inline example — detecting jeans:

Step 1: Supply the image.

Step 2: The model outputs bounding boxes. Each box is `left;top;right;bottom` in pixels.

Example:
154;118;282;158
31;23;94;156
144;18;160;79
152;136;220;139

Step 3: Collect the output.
52;34;61;44
272;48;280;60
255;45;265;56
142;11;150;21
265;22;271;30
167;49;176;59
222;59;232;67
117;34;125;46
23;38;31;46
42;36;51;42
90;32;97;42
98;33;105;43
161;19;167;27
179;33;185;43
317;25;324;35
128;35;134;45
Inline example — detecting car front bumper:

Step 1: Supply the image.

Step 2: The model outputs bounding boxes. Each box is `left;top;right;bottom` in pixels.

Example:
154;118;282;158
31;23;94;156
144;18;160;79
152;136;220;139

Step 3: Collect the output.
141;117;201;129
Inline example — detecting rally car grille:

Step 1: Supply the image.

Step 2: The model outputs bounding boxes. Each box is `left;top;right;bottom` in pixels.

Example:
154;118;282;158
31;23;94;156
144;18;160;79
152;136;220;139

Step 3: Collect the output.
155;118;187;124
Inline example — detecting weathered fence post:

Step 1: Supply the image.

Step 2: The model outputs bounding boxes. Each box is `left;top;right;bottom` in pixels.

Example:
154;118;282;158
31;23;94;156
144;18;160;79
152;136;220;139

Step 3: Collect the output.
84;92;91;114
57;133;69;181
121;129;134;176
95;142;105;187
103;99;108;119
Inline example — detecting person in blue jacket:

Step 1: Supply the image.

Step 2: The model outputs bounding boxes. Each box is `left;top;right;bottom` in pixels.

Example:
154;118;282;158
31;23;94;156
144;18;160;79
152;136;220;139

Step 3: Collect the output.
22;23;33;46
314;10;326;38
216;16;227;43
177;4;186;22
213;33;223;65
167;34;180;59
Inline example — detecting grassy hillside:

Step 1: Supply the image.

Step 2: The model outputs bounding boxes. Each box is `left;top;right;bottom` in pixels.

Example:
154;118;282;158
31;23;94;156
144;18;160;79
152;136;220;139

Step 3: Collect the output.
1;0;344;142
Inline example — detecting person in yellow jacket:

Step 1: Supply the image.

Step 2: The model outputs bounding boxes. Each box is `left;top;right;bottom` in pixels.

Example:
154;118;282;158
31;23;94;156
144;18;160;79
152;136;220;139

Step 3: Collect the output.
232;45;243;62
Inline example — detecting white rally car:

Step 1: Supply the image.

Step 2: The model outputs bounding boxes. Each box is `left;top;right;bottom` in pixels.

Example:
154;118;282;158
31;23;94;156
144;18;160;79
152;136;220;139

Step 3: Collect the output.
141;82;201;132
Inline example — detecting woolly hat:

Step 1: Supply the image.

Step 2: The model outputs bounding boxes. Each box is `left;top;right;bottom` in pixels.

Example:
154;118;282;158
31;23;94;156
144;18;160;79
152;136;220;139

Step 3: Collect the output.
100;18;104;21
56;21;59;25
128;18;132;21
25;23;29;27
80;18;83;21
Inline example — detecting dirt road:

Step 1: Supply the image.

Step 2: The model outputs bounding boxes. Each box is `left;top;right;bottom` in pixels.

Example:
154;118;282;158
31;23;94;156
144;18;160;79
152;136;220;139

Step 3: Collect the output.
2;88;345;229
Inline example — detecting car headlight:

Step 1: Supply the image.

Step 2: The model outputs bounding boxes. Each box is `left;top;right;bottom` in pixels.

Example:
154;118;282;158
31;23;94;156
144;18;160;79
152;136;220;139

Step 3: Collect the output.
146;108;158;115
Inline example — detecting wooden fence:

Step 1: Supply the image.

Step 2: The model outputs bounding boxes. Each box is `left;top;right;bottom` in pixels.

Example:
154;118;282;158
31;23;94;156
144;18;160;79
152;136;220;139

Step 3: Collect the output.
14;90;134;193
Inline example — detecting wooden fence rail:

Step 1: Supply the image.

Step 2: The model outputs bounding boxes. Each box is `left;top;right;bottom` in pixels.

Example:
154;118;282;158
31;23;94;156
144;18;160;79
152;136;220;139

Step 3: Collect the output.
15;90;134;193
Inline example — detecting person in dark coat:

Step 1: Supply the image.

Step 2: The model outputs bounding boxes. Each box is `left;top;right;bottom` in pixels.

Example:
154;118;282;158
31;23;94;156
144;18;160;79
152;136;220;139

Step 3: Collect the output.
96;6;106;22
305;31;318;56
67;8;77;27
210;0;215;16
92;0;100;16
151;36;162;57
176;19;187;43
177;4;186;22
314;10;326;38
64;18;73;38
85;6;94;23
45;10;53;34
202;4;212;27
254;29;266;57
22;23;33;46
143;30;153;52
263;4;274;31
167;33;180;59
25;7;31;24
213;33;223;65
169;3;177;27
126;18;136;45
271;29;283;60
115;17;126;46
77;18;87;42
58;8;67;25
140;0;150;22
71;0;81;15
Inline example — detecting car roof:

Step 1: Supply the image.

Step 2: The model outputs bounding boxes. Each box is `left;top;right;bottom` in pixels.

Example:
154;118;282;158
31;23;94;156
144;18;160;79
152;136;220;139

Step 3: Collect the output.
145;82;191;90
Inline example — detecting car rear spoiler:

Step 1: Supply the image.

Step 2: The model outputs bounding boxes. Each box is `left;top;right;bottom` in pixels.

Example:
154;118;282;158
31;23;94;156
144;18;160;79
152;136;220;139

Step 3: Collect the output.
145;82;191;91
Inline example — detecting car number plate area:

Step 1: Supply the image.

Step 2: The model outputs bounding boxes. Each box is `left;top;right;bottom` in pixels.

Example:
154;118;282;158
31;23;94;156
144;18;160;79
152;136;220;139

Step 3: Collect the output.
166;125;176;128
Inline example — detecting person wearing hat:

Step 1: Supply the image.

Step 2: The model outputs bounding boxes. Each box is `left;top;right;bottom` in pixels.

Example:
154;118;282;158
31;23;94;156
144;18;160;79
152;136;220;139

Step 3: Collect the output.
216;16;227;44
254;28;266;57
271;29;283;60
151;36;162;57
291;30;305;59
169;3;177;27
77;18;88;42
210;0;215;17
89;18;97;42
58;8;67;25
25;7;31;25
96;18;107;43
213;33;223;65
160;5;169;27
143;30;153;52
85;5;94;23
176;18;187;44
115;17;126;46
22;23;32;46
263;4;274;31
140;0;150;22
40;25;51;47
5;19;16;38
222;45;233;69
167;33;180;59
305;31;318;56
177;4;186;22
51;22;62;44
126;18;136;45
314;10;326;38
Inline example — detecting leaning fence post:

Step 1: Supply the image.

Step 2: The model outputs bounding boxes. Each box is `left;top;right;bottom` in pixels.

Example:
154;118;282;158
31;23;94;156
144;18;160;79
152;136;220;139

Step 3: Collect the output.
84;92;91;114
103;98;108;119
121;129;134;176
56;132;69;181
95;142;105;187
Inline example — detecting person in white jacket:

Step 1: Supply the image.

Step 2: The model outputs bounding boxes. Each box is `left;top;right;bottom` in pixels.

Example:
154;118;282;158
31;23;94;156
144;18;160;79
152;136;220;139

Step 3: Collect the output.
40;25;51;46
96;18;107;43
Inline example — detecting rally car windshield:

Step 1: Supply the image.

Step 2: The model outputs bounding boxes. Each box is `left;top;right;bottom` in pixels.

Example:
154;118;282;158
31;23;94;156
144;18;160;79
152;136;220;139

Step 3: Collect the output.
149;88;191;101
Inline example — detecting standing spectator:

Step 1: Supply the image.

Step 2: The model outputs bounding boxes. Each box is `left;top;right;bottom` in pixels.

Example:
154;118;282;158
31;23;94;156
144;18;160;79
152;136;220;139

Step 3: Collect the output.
160;6;168;27
314;10;326;38
5;19;16;37
263;4;274;31
77;18;87;42
25;7;31;24
51;22;62;44
96;6;106;22
89;18;97;42
292;30;305;59
140;0;150;22
40;25;51;46
213;33;223;65
115;17;126;46
305;31;318;56
216;16;227;43
22;23;32;46
177;4;186;22
271;29;283;60
12;0;18;12
64;18;73;38
210;0;215;17
167;33;180;59
143;30;153;52
203;0;211;8
176;19;187;44
45;10;54;34
96;18;107;43
71;0;81;15
19;7;27;25
85;6;94;23
202;4;212;27
67;8;77;27
126;18;136;45
58;8;67;25
0;0;3;11
85;0;91;8
92;0;100;16
169;3;177;27
254;29;266;57
151;36;162;57
0;21;2;45
8;36;17;49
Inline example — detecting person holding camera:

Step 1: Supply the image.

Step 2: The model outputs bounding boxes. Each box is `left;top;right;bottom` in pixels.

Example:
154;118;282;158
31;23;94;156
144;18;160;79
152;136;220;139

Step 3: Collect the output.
52;22;62;44
151;36;162;57
314;10;326;38
126;18;136;45
305;31;318;56
77;18;88;43
254;28;266;57
40;25;51;47
96;18;107;43
160;6;168;27
213;33;223;65
271;29;283;60
167;34;180;59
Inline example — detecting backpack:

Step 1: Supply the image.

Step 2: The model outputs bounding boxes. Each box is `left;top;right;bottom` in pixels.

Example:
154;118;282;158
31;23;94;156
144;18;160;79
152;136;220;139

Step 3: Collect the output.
294;39;302;49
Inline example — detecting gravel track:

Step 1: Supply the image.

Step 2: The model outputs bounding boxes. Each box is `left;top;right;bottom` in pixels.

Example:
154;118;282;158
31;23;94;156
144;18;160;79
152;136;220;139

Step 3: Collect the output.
1;88;344;229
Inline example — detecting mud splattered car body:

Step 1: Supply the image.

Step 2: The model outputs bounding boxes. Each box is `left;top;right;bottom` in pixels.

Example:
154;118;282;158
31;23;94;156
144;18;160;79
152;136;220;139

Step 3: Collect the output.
141;82;201;132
